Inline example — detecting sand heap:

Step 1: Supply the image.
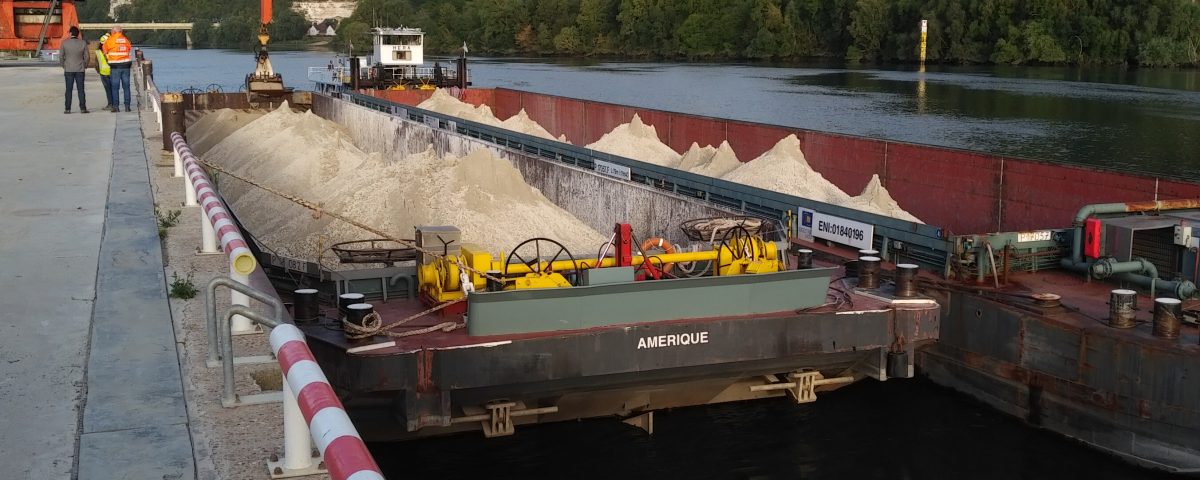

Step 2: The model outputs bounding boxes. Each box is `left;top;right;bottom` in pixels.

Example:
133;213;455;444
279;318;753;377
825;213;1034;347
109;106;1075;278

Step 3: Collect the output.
723;135;853;205
845;174;923;223
585;114;681;167
679;141;742;178
187;109;264;155
417;89;566;142
721;135;923;223
197;104;605;267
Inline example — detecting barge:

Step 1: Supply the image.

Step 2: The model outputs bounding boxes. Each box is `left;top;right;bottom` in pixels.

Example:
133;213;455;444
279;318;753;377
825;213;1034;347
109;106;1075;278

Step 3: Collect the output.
164;46;1198;474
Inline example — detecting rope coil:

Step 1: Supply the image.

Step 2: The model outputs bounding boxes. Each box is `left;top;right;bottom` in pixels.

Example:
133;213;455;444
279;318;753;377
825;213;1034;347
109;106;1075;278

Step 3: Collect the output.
341;298;467;340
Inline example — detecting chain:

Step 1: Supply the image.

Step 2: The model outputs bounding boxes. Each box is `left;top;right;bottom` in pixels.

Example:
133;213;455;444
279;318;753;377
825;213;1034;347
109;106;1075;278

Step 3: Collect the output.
198;159;504;284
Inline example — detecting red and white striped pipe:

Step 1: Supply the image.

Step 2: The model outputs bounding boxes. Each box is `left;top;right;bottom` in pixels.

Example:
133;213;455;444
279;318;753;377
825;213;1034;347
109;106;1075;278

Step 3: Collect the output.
271;324;385;480
171;132;256;276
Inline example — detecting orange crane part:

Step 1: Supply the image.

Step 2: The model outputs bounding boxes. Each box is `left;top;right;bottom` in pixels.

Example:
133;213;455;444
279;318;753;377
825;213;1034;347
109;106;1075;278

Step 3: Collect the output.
260;0;272;26
0;0;81;52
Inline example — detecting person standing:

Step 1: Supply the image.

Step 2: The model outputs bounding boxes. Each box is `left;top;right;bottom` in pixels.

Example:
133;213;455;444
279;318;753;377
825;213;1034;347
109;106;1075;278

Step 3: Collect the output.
102;25;134;113
60;26;89;114
95;33;112;110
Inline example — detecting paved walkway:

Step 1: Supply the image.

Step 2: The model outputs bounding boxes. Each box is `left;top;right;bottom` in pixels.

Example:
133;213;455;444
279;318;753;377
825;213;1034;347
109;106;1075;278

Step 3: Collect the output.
0;66;195;479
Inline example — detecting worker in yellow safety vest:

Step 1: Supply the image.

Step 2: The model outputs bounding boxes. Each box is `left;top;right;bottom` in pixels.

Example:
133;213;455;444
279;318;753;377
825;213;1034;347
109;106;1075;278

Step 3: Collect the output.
101;26;134;112
95;34;112;110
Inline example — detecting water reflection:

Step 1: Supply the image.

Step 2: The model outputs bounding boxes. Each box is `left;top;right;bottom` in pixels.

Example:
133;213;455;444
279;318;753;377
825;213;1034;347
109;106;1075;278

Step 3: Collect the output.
142;46;1200;179
370;379;1175;479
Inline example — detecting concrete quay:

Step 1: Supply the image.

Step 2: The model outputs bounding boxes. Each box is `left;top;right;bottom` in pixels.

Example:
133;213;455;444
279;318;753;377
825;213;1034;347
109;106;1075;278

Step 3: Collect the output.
0;64;289;479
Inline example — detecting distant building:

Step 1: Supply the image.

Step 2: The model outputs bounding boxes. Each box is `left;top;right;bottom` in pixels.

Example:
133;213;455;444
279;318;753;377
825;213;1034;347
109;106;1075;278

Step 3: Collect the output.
306;22;337;37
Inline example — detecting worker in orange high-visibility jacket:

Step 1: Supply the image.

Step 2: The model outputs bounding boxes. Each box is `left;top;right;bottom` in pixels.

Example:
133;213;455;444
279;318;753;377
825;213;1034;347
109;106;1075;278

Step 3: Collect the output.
102;26;134;112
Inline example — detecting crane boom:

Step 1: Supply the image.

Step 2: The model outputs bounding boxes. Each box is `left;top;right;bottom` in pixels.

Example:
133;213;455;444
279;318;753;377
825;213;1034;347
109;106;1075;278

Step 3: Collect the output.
261;0;272;25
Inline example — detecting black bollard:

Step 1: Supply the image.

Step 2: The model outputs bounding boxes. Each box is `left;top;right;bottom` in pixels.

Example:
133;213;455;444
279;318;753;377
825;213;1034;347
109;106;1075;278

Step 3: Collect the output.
1108;289;1137;329
1153;297;1182;340
894;263;919;297
858;256;881;289
292;288;319;323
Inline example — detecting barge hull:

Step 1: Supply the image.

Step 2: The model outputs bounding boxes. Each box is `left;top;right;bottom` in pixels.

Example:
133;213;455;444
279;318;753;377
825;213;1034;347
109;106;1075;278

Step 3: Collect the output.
918;290;1200;473
304;304;939;440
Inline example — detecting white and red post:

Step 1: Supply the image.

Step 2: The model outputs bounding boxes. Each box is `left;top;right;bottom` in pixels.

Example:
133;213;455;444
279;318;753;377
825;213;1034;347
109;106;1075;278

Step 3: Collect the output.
271;324;384;480
172;132;258;334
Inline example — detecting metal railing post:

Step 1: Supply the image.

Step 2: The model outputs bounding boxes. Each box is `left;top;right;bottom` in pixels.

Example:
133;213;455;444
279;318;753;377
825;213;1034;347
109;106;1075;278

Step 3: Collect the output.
205;276;282;368
184;163;198;206
200;208;219;253
230;267;254;334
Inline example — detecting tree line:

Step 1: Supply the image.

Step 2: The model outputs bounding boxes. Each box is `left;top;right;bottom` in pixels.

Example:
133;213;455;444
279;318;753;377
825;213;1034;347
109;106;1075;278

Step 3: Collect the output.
79;0;1200;66
334;0;1200;66
77;0;311;48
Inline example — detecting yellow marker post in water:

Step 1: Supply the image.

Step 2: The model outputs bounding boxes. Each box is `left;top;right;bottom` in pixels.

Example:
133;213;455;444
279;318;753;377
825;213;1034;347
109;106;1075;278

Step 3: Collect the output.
919;20;928;64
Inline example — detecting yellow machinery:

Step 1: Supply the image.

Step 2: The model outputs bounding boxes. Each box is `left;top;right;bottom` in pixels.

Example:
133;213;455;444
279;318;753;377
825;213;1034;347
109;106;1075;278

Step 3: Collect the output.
417;225;784;305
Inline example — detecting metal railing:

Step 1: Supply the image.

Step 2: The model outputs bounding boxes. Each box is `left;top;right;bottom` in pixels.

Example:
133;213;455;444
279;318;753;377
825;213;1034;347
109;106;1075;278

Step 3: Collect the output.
210;277;385;479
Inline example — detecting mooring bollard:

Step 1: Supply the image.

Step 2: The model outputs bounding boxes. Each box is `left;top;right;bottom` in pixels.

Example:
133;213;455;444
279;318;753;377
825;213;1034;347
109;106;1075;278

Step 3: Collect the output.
161;93;183;150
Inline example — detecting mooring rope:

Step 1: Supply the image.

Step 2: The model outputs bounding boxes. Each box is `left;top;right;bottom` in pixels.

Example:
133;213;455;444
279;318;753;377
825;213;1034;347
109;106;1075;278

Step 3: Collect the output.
197;159;504;284
342;300;466;340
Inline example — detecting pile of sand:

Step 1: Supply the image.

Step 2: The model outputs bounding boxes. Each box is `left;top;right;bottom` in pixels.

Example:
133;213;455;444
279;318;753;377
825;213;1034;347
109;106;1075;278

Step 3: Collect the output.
721;135;923;223
680;141;742;178
188;109;264;155
198;104;605;267
723;135;853;205
845;175;923;223
585;114;680;167
417;89;566;142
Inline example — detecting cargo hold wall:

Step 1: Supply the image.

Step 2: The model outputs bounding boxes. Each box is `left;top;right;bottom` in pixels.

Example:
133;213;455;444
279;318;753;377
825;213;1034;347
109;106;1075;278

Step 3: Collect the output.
484;88;1200;235
311;94;730;246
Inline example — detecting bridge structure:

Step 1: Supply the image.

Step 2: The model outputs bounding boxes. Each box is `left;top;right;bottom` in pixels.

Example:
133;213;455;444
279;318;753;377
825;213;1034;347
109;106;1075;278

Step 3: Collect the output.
78;23;203;48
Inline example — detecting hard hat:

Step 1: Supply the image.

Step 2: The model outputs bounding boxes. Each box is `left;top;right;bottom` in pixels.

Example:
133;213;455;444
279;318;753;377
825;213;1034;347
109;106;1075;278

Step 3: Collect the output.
100;33;109;41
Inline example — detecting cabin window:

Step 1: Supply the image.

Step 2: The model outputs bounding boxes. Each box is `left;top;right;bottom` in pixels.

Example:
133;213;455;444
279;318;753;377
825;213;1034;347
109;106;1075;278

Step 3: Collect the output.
392;50;412;61
381;35;422;46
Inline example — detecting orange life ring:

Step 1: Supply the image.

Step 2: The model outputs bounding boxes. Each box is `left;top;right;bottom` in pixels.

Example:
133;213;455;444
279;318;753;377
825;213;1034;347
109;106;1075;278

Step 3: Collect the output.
640;237;677;274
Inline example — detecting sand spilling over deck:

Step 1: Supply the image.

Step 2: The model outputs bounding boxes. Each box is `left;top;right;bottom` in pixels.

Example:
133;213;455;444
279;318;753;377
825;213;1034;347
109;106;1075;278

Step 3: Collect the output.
417;89;566;142
193;104;605;267
585;114;681;168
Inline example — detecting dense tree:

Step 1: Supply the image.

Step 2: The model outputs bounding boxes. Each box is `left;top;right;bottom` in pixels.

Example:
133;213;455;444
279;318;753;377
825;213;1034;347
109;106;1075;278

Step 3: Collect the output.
95;0;1200;66
92;0;310;48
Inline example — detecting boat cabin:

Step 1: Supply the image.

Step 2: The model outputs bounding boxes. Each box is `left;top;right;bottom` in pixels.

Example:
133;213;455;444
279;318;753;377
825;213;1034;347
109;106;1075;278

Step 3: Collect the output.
371;27;424;67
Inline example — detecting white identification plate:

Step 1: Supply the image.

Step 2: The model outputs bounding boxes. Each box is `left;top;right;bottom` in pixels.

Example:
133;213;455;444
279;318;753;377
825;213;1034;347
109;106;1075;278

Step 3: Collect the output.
800;209;874;250
593;159;631;180
1017;230;1052;242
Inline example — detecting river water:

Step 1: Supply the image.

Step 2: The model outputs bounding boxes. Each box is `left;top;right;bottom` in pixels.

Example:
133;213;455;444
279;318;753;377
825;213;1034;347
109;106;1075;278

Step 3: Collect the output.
141;47;1200;179
141;47;1186;478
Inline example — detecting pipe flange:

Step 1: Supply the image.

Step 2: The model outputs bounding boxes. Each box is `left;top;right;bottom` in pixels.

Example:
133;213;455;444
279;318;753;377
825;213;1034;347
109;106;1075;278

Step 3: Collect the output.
1090;258;1116;279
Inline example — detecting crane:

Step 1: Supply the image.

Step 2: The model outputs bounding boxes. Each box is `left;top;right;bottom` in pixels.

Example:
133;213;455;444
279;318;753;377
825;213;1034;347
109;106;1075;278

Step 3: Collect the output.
245;0;291;97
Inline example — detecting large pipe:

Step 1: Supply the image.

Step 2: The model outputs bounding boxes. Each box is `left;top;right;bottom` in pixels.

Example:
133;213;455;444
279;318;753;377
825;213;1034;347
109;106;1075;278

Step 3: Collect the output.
1069;199;1200;263
1062;199;1200;298
1061;259;1196;299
